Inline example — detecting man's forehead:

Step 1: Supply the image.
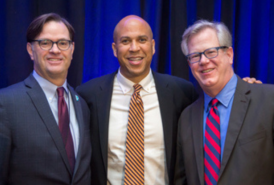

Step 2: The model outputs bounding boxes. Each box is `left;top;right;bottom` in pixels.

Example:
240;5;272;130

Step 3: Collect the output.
190;28;216;39
119;19;148;32
39;21;70;36
188;28;218;46
113;16;153;41
123;17;145;25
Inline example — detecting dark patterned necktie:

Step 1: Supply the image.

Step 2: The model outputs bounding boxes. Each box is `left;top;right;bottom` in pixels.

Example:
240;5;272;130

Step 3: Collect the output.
204;98;221;185
57;87;75;172
124;84;144;185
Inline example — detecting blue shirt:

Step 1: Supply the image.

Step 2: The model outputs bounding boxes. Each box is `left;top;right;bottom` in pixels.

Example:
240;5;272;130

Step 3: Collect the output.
203;74;237;160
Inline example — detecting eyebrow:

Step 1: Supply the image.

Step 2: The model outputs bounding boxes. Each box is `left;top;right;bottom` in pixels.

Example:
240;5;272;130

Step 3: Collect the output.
119;36;130;41
119;35;149;40
138;35;149;38
36;38;71;41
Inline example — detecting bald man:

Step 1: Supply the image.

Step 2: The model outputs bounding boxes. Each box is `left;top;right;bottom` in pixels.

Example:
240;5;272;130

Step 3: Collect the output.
76;15;197;185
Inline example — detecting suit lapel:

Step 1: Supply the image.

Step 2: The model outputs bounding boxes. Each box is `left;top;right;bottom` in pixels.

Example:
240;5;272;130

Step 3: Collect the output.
191;96;205;185
68;85;84;176
153;72;175;176
24;75;71;174
219;77;251;178
96;72;116;171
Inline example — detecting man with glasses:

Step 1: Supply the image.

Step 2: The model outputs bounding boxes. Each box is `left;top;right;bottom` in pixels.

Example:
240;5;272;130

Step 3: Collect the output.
0;13;91;184
175;20;274;185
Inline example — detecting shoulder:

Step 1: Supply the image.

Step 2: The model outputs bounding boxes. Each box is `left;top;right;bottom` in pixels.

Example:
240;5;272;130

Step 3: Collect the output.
76;72;116;102
0;74;42;97
183;96;201;113
153;71;194;88
0;81;26;98
76;72;116;93
153;71;199;107
153;71;192;85
250;83;274;92
248;83;274;103
153;72;196;94
0;80;32;112
237;77;274;97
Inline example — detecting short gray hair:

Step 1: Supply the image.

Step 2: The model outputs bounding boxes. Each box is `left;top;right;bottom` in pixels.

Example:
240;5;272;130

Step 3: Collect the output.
181;20;232;55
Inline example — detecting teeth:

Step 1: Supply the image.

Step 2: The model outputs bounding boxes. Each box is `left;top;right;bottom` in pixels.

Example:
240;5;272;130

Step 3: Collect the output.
128;58;142;61
48;59;61;61
202;69;213;73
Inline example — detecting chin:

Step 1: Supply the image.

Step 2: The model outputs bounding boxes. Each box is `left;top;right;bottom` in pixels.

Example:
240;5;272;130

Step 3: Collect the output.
47;69;66;75
199;79;217;88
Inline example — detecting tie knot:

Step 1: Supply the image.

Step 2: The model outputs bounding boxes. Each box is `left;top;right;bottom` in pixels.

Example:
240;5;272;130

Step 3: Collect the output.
133;84;142;94
57;87;65;97
210;98;219;107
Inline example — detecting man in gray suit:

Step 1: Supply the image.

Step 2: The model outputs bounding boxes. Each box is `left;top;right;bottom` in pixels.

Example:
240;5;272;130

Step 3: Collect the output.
0;13;91;185
175;20;274;185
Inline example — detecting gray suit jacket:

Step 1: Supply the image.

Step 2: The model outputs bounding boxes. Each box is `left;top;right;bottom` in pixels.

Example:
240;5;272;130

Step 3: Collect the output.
0;74;91;185
76;71;198;185
175;76;274;185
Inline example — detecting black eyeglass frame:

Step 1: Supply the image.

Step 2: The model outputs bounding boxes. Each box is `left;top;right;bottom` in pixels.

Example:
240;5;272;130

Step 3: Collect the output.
31;39;73;51
186;46;228;64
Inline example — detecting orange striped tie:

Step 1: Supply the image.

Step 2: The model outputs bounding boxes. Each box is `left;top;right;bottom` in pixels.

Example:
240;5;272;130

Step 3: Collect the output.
124;84;144;185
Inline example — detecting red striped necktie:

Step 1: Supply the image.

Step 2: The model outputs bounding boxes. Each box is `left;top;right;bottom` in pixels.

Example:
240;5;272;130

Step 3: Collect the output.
204;98;221;185
57;87;75;172
124;84;144;185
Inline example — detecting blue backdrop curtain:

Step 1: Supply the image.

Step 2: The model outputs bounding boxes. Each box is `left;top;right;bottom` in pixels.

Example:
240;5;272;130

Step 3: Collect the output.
0;0;273;89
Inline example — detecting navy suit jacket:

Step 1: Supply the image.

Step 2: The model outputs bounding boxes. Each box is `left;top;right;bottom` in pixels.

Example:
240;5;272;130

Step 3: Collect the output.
0;74;91;185
76;71;198;185
175;76;274;185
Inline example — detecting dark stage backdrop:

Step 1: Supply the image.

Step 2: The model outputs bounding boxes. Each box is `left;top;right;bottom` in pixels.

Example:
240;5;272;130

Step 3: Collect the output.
0;0;273;89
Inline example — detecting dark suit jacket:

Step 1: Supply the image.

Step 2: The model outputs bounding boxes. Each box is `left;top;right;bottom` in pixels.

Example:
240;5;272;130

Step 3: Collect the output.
76;71;198;185
0;74;91;185
175;76;274;185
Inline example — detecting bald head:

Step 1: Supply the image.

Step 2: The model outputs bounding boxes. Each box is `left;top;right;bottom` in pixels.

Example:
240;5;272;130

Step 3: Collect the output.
111;15;155;83
113;15;153;43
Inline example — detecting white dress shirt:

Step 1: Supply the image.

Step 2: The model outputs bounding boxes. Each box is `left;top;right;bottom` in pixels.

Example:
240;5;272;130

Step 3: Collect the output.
33;70;80;157
107;69;167;185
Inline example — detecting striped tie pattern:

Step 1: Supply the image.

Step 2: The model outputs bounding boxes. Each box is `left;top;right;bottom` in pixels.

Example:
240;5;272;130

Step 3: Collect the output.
124;84;144;185
204;98;221;185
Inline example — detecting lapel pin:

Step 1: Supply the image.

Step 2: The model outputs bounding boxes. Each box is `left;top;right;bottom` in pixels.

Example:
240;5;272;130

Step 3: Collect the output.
75;95;79;101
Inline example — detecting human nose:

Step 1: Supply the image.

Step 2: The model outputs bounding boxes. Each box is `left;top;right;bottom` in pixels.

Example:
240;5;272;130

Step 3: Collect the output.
129;40;140;52
49;42;61;53
199;53;209;65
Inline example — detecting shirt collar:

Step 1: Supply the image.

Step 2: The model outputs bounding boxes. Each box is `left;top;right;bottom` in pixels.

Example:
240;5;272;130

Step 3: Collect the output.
204;73;237;112
116;68;153;94
32;70;69;102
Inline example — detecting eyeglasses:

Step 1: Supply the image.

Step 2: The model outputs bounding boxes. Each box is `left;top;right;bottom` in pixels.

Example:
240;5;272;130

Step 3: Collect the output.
186;46;228;64
31;39;72;51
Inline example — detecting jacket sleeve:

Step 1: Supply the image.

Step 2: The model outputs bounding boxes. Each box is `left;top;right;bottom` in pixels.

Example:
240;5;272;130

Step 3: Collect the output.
0;94;11;185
